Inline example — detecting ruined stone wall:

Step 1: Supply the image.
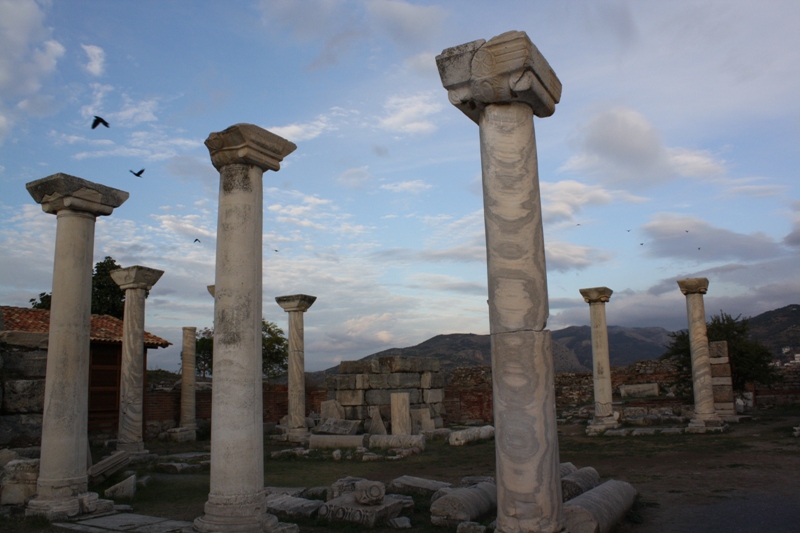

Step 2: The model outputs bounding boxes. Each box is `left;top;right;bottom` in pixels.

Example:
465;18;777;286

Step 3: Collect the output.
752;364;800;408
327;356;445;428
0;342;46;447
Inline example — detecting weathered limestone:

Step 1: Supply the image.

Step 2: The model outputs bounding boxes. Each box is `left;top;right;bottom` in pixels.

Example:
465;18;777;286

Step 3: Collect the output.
387;475;451;498
104;475;136;500
561;467;600;502
315;419;360;435
25;173;128;519
368;406;387;435
318;493;406;527
265;493;324;520
709;341;736;416
619;383;659;398
562;480;637;533
195;124;296;533
430;482;498;527
438;30;563;533
410;408;435;433
88;450;130;484
677;278;723;430
110;266;164;454
368;434;426;451
308;435;366;450
276;294;317;442
391;392;412;435
580;287;619;435
1;459;39;505
448;425;494;447
320;400;345;421
354;480;386;505
179;326;198;441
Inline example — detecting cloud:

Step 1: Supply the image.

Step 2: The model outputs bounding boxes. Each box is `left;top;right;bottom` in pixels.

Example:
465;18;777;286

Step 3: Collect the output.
80;82;114;119
561;107;726;188
714;176;789;198
337;166;372;189
783;202;800;247
378;92;442;134
16;93;57;116
403;51;438;75
366;0;445;47
81;44;105;76
380;180;431;194
541;180;647;225
546;241;612;272
72;128;203;161
407;273;486;296
112;95;159;126
269;108;355;142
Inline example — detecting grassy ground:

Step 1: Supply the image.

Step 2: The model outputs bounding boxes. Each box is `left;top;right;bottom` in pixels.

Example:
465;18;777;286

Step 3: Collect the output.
2;407;798;532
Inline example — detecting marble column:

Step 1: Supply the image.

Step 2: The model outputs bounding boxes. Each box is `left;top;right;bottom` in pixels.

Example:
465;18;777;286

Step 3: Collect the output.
677;278;723;430
580;287;618;434
194;124;296;533
437;31;563;533
110;266;164;453
25;174;128;519
180;326;198;437
275;294;316;443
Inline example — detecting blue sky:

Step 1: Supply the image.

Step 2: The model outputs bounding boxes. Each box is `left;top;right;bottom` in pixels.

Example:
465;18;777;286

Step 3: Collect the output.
1;0;799;372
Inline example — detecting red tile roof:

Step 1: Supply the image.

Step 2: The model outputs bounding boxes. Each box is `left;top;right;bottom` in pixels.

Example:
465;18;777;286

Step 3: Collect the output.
0;306;171;348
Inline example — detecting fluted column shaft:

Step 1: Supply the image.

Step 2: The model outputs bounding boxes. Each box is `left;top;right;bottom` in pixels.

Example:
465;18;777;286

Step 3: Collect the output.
181;327;197;430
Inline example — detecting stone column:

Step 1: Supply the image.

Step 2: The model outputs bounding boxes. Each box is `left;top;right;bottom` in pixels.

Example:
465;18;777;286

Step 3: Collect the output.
275;294;316;443
437;31;563;533
181;326;198;435
25;174;128;520
390;392;412;436
110;266;164;453
677;278;723;431
580;287;618;435
194;124;296;533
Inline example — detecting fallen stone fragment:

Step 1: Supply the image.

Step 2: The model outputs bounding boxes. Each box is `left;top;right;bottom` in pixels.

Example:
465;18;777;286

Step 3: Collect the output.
136;475;151;488
332;450;342;461
559;462;578;478
354;480;386;505
369;434;425;451
561;467;600;502
362;453;381;462
329;476;366;500
461;475;495;487
320;399;346;421
104;475;136;500
315;418;360;435
448;425;494;446
88;450;130;483
271;447;310;459
388;516;412;529
318;493;406;527
387;475;452;498
264;487;306;497
431;487;455;504
457;521;487;533
603;428;629;437
421;428;452;441
302;486;328;500
563;479;638;533
265;493;324;520
368;406;388;435
387;447;421;460
429;482;497;527
310;434;365;450
0;458;39;505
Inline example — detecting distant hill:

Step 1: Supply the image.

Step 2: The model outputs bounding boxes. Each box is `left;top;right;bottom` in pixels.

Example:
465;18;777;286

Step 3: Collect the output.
748;304;800;362
551;326;672;369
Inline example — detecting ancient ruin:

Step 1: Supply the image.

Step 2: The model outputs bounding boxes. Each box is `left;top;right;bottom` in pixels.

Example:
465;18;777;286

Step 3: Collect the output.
580;287;619;435
437;30;564;532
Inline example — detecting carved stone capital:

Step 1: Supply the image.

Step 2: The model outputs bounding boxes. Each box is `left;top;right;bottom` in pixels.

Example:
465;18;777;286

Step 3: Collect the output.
579;287;613;304
276;294;317;313
205;123;297;172
677;277;709;295
110;266;164;291
26;173;129;216
436;30;562;124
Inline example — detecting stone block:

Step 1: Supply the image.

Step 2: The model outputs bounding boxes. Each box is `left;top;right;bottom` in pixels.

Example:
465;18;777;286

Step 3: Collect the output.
710;362;732;377
433;416;444;428
336;389;365;406
339;359;380;374
2;379;45;413
309;434;366;449
344;406;369;420
365;388;421;405
659;427;684;435
0;458;39;505
320;400;345;421
410;408;435;434
391;393;412;435
421;371;445;389
387;474;450;497
166;427;196;442
104;475;136;500
327;374;356;390
713;385;735;403
709;341;729;358
0;414;42;447
563;480;637;533
423;388;445;404
448;425;494;446
0;448;20;467
369;434;426;451
89;450;130;483
354;374;369;389
265;487;306;497
328;476;366;500
377;356;440;373
368;406;387;435
318;493;406;527
430;482;497;527
266;493;324;520
354;480;386;505
619;383;659;398
0;351;47;377
315;418;361;435
429;402;445;416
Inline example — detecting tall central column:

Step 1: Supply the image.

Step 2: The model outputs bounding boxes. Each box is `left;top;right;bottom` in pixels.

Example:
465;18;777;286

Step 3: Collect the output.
438;31;563;533
110;266;164;454
677;278;723;431
275;294;316;443
195;124;296;533
25;174;128;520
580;287;618;435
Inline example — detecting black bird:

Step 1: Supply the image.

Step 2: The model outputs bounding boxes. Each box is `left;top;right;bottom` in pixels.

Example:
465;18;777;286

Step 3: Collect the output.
686;230;689;233
194;239;201;243
626;229;631;232
130;169;145;177
640;243;644;245
91;116;109;129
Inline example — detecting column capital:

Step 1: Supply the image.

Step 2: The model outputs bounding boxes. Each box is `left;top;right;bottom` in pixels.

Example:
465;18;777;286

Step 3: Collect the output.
26;173;129;216
110;266;164;291
677;277;709;295
436;30;562;124
579;287;613;304
276;294;317;313
205;123;297;172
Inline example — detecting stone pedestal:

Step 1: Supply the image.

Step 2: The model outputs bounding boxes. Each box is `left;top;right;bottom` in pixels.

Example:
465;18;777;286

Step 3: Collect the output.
110;266;164;454
194;124;296;533
677;278;723;431
390;392;412;436
709;341;736;417
180;326;198;439
438;31;564;533
580;287;618;435
276;294;316;443
25;174;128;519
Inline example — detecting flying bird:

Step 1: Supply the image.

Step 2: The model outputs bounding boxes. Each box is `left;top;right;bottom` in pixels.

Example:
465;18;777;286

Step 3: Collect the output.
130;169;145;177
91;116;109;129
626;229;631;232
640;243;644;245
194;239;201;243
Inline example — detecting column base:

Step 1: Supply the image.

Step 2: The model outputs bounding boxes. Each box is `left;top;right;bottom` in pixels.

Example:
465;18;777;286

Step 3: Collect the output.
195;492;278;533
168;427;197;442
286;428;309;444
586;416;620;436
26;491;113;521
686;417;727;434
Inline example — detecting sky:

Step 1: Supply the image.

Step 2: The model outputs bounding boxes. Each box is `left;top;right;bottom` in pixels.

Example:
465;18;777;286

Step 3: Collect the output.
1;0;799;372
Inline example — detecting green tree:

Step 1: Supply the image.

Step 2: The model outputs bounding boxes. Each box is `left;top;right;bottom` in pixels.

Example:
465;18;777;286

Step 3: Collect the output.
29;256;135;320
661;311;779;394
193;319;288;380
